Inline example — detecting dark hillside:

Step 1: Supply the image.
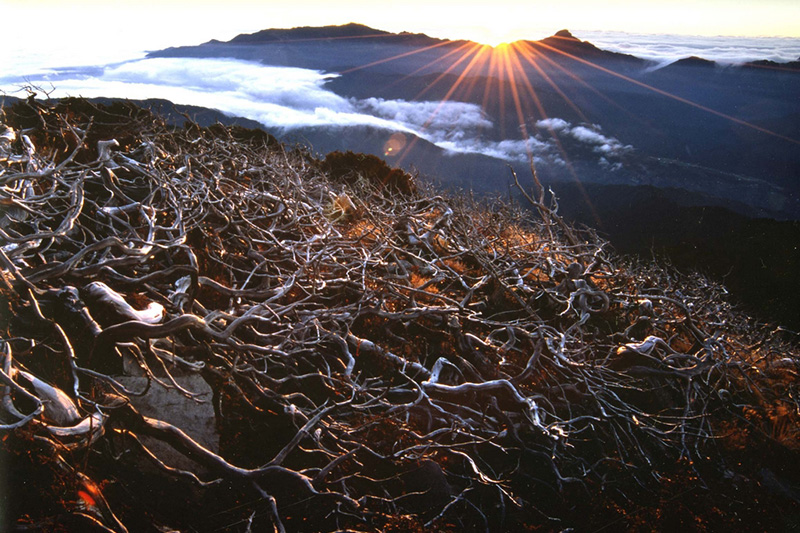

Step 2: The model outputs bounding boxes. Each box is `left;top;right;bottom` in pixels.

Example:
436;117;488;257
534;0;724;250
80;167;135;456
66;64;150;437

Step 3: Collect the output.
551;183;800;329
7;94;789;328
0;98;798;532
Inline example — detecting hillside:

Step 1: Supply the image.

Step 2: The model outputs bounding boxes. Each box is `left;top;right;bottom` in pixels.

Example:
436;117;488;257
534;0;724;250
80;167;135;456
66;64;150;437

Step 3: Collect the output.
3;94;795;328
0;97;799;532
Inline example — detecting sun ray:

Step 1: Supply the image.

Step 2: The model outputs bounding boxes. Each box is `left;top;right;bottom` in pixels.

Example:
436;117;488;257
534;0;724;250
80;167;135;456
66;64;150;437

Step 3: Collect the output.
458;49;496;105
497;45;530;137
510;42;589;123
503;46;548;124
489;49;508;138
481;46;502;114
337;39;457;75
529;40;800;146
382;40;484;94
395;43;492;166
414;42;486;100
423;46;492;121
497;44;605;226
515;40;653;131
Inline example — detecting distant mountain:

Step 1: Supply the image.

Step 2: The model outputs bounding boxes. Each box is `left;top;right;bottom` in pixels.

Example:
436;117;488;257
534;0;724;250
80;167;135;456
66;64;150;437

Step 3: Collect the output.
221;22;449;47
531;29;649;69
744;58;800;71
665;56;717;68
155;23;463;73
226;22;391;43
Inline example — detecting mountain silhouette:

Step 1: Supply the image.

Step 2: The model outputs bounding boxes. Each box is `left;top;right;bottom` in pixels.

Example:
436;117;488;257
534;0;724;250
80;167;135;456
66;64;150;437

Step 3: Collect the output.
744;57;800;71
221;22;448;47
533;29;648;68
667;56;717;68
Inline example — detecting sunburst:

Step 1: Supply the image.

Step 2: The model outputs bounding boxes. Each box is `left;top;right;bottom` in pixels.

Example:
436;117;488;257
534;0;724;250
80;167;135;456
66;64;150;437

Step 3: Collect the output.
296;27;799;224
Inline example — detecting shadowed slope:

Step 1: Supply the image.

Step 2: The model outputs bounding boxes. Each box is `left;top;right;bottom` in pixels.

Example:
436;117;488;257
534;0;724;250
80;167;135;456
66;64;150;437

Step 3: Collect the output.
0;98;798;532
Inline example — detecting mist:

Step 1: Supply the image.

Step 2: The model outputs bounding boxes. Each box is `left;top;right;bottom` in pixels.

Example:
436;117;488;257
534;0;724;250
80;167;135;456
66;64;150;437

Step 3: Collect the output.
0;56;634;168
573;31;800;65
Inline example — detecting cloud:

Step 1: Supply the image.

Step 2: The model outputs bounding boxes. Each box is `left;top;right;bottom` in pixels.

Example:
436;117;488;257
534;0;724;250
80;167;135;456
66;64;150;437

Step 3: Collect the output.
568;125;632;156
355;97;563;163
357;98;493;133
1;56;550;163
0;56;632;170
1;58;418;132
435;136;562;164
574;31;800;66
533;118;570;132
535;118;632;165
599;157;623;172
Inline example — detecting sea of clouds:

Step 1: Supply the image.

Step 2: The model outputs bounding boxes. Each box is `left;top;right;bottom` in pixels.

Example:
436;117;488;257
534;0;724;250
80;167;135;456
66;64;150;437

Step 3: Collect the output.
573;31;800;66
0;57;628;167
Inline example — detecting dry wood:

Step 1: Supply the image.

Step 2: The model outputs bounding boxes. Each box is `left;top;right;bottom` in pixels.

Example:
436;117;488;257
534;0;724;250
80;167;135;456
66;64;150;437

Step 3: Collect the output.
0;95;797;532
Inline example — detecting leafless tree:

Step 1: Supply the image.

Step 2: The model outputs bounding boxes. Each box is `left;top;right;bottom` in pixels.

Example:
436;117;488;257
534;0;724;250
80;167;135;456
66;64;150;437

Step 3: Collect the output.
0;95;797;532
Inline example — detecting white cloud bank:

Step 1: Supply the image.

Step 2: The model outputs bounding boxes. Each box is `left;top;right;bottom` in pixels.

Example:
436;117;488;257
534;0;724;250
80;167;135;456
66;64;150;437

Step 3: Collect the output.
0;57;527;161
0;56;633;168
535;118;632;165
574;31;800;66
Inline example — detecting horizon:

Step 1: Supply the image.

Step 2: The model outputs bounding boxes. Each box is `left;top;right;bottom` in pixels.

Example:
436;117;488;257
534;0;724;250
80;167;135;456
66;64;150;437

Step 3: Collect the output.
5;1;800;43
2;1;799;71
2;19;799;80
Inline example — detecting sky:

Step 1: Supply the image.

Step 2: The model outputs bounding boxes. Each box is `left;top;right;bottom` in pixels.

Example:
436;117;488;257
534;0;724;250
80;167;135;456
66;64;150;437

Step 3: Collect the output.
2;0;799;57
1;0;797;78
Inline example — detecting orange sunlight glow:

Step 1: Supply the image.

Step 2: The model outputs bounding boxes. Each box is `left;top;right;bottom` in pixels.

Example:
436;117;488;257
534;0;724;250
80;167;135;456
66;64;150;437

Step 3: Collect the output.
366;31;800;165
471;25;519;48
333;29;800;226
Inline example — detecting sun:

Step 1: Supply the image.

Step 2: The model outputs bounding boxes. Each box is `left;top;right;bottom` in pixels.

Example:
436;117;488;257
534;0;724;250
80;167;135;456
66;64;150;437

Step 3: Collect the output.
469;21;521;48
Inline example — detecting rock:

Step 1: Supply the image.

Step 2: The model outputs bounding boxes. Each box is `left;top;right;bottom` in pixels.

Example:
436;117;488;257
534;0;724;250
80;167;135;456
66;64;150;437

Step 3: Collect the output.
115;375;218;471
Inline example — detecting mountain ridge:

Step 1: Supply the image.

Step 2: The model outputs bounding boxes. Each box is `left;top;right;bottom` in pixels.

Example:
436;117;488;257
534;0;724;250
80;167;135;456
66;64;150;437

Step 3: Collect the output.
180;23;800;70
221;22;453;47
530;28;649;66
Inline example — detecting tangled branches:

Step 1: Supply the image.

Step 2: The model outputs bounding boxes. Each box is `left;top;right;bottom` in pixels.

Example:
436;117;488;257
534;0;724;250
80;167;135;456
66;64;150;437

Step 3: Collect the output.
0;97;798;532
